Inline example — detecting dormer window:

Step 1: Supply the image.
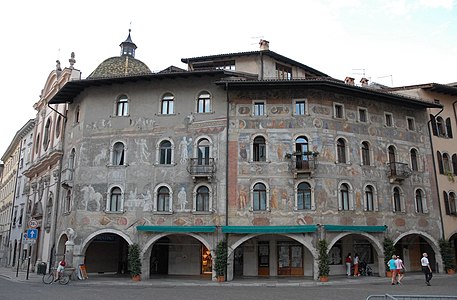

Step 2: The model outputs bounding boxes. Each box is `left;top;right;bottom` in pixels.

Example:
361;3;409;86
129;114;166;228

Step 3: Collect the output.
276;63;292;80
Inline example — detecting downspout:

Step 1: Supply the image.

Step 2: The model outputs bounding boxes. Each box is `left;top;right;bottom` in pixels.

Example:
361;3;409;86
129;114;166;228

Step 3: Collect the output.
427;107;445;240
225;82;230;227
47;103;67;121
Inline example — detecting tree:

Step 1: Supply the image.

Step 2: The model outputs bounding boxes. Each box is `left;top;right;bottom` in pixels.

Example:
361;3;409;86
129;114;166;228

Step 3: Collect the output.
383;237;395;271
128;243;142;277
439;239;456;272
215;240;228;278
318;239;330;278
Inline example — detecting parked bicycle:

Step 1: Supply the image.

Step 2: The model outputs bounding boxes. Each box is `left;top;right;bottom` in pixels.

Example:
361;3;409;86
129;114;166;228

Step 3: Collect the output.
42;268;73;285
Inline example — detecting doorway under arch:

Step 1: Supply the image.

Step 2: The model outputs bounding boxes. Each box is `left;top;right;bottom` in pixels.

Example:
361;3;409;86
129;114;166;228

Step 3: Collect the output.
84;233;129;275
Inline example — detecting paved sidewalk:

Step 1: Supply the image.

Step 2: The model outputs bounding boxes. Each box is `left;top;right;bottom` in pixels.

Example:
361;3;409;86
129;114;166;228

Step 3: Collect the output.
0;267;451;287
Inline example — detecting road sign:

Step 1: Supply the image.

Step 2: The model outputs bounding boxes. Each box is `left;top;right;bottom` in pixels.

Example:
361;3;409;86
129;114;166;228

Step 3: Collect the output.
27;229;38;239
24;239;36;245
28;219;38;229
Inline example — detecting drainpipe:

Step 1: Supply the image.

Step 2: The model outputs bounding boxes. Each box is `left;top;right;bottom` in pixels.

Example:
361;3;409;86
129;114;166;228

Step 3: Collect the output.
427;107;445;240
225;82;230;228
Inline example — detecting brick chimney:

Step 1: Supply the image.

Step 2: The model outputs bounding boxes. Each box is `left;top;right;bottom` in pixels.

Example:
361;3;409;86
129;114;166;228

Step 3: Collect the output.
344;77;355;86
259;39;270;51
360;77;369;87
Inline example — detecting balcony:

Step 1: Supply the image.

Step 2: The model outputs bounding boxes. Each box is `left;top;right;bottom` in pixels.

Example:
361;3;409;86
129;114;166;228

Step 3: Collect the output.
288;153;317;178
188;158;216;182
386;162;412;183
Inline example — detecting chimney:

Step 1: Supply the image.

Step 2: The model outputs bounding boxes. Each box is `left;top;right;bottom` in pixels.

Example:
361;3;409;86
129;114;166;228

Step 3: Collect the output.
259;39;269;51
344;77;355;86
360;77;369;87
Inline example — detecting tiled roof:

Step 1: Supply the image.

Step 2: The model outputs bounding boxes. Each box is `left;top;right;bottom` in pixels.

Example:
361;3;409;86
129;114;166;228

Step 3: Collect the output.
87;56;151;79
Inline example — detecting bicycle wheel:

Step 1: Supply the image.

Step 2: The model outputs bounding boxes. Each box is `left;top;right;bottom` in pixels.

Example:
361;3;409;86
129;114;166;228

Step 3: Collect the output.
42;273;54;284
59;275;70;285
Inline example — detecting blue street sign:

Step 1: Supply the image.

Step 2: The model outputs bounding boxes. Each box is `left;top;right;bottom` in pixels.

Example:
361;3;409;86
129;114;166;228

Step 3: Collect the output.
27;229;38;239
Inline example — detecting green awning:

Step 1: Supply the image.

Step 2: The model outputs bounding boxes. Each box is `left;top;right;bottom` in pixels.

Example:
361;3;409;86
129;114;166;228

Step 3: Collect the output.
136;225;216;233
324;225;387;232
222;225;317;234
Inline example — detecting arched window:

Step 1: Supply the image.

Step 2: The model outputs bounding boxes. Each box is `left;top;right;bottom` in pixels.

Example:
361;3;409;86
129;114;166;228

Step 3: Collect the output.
161;93;174;115
68;148;76;180
253;183;267;211
43;118;51;151
297;182;311;210
108;187;123;212
75;105;80;123
365;185;374;211
436;117;445;136
437;151;444;174
450;192;457;215
157;186;170;212
197;91;211;113
196;186;210;211
295;136;309;169
339;183;350;210
361;141;370;166
197;138;210;165
35;134;40;154
55;116;62;138
443;153;451;173
112;142;125;165
410;149;418;171
452;154;457;176
446;118;453;138
253;136;266;162
393;187;402;212
415;189;424;213
116;95;129;116
65;190;71;213
337;138;346;163
388;146;397;175
160;140;172;165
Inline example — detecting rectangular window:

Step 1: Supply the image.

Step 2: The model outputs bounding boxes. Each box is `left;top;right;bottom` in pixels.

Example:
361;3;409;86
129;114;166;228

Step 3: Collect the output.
253;101;265;116
276;63;292;80
407;117;415;131
334;103;344;119
358;108;367;123
385;113;393;127
294;100;306;115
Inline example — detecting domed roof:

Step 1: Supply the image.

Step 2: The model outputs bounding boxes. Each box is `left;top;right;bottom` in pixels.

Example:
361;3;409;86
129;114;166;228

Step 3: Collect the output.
87;30;152;79
87;56;151;79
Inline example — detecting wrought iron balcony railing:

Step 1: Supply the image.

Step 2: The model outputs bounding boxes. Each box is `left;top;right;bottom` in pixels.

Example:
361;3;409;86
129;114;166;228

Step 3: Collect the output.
289;154;317;178
188;158;216;181
386;162;412;183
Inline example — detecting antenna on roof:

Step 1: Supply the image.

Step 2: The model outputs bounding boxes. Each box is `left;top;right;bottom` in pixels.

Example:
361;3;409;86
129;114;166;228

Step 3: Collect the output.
352;68;366;76
250;36;264;45
377;75;394;87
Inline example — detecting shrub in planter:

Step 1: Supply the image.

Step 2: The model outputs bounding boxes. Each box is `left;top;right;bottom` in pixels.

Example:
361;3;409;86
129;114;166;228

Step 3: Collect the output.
318;239;330;281
128;243;142;280
439;239;456;273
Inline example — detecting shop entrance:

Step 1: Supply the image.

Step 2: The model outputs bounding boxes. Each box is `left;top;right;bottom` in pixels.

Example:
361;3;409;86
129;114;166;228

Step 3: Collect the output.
85;233;128;274
277;241;304;276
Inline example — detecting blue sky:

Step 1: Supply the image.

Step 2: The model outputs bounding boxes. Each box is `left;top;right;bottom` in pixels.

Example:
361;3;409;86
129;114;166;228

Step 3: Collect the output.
0;0;456;161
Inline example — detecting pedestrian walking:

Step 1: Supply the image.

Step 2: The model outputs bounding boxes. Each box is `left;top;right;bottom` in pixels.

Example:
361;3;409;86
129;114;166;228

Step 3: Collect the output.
395;255;406;284
387;255;397;285
421;252;433;286
353;253;360;276
345;253;352;276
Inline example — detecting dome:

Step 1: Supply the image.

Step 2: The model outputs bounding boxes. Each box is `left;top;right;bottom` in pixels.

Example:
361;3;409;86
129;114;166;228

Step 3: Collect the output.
87;56;152;79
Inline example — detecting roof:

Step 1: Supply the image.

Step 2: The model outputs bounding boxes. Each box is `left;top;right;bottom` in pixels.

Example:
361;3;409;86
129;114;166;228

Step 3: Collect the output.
87;56;152;79
388;83;457;96
1;119;35;161
49;70;242;104
216;78;443;109
181;50;329;78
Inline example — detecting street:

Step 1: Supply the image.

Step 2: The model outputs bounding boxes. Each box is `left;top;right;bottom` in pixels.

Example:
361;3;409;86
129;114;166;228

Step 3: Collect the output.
1;275;456;300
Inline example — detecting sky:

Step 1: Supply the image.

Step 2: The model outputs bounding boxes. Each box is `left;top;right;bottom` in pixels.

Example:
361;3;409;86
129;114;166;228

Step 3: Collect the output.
1;0;456;162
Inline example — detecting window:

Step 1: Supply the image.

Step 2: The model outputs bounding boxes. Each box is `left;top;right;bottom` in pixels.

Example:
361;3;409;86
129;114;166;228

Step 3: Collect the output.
446;118;453;138
157;186;170;212
116;95;129;116
253;183;267;211
443;153;451;173
437;151;444;174
358;108;367;123
294;100;307;115
393;187;402;212
334;103;344;119
276;63;292;80
197;138;210;165
196;186;210;211
253;101;265;116
112;142;125;165
295;136;309;169
361;141;370;166
365;185;374;211
338;183;351;211
65;190;71;213
388;146;397;175
159;140;172;165
407;117;415;131
453;154;457;176
436;117;445;136
385;113;393;127
197;92;211;113
253;136;266;162
415;189;424;213
75;106;80;123
161;93;174;115
43;118;51;151
68;148;76;180
108;187;123;212
337;138;347;164
18;207;23;226
297;182;311;210
55;116;62;138
12;207;17;226
35;134;40;154
449;192;457;215
410;149;418;171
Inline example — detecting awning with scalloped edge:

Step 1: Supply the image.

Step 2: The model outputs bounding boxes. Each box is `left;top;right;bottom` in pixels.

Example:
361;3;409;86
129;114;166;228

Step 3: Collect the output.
136;225;216;233
222;225;318;234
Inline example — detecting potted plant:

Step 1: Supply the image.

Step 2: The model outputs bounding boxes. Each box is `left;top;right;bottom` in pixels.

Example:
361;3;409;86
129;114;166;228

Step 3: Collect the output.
439;239;456;274
317;239;330;282
214;239;228;282
128;243;142;281
383;237;395;277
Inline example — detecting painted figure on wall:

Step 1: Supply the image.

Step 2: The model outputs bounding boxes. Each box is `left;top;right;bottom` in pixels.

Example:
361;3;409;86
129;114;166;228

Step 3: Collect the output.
178;187;187;211
80;185;102;211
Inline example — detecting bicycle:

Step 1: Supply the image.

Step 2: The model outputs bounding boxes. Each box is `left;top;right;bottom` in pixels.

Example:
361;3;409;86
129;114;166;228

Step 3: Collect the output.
42;268;72;285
